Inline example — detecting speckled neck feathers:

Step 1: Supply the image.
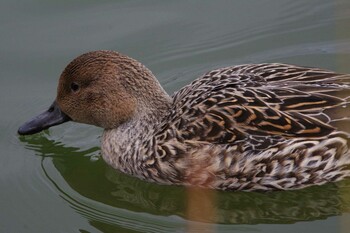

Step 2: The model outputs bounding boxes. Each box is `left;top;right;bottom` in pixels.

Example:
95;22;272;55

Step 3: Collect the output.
101;92;172;177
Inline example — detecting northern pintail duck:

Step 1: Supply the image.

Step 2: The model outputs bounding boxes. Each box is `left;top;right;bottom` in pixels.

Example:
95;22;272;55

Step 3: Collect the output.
18;50;350;191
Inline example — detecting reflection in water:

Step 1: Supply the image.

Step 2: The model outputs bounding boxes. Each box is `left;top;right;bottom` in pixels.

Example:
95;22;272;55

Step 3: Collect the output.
18;134;350;232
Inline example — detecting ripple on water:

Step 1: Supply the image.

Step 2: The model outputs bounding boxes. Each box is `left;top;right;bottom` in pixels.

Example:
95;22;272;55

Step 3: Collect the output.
150;1;350;88
9;1;350;232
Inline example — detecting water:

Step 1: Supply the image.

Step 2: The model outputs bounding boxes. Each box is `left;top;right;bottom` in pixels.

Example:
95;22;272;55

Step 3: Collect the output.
1;0;350;232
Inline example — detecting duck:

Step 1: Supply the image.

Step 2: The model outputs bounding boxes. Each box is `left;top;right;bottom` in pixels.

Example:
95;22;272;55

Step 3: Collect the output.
18;50;350;191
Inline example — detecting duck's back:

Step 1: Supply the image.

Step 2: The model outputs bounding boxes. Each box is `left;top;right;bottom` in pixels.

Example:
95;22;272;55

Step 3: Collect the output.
159;63;350;190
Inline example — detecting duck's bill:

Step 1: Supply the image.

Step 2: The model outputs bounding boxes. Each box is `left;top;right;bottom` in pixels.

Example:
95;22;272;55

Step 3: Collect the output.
18;101;71;135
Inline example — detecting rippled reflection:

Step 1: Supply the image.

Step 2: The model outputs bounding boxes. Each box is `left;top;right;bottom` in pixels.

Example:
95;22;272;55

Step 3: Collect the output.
19;135;350;232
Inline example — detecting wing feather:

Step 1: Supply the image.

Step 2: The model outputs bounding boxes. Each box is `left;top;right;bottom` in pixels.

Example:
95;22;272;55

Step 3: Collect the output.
169;64;350;148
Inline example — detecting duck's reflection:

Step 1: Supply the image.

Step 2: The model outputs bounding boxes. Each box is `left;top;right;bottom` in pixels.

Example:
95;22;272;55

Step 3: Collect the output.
20;134;350;227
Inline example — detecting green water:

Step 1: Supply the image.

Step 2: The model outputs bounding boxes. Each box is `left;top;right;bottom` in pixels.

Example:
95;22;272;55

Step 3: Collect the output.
2;0;350;232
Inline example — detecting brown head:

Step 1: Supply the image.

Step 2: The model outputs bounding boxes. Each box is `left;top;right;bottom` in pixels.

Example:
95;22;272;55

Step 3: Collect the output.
18;50;171;135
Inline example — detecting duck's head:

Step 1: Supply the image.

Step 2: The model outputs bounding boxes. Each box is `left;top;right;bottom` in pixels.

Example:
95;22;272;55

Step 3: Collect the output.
18;50;170;135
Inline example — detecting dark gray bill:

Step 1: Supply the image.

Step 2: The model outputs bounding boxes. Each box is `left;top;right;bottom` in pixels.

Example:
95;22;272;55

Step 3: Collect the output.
18;101;71;135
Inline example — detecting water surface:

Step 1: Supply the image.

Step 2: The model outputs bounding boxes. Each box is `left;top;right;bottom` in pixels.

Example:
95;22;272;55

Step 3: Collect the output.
2;0;350;232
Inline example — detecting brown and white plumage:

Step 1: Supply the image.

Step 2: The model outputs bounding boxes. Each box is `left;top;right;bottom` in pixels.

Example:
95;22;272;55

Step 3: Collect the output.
153;63;350;190
18;51;350;191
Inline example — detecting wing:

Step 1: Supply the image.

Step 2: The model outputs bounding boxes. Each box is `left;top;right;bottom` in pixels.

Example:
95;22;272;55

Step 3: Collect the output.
168;63;350;149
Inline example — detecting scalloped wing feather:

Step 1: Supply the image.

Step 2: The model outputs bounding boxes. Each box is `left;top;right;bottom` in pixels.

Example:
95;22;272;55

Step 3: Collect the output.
171;63;350;147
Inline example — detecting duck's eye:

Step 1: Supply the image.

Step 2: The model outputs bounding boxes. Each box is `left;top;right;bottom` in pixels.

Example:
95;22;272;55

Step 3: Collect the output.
70;82;80;92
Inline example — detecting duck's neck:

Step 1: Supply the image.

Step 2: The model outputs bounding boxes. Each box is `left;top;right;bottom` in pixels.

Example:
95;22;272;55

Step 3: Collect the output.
101;94;172;177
